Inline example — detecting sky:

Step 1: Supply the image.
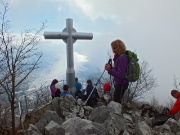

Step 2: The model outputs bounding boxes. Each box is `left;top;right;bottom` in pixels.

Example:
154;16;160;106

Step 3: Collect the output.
2;0;180;104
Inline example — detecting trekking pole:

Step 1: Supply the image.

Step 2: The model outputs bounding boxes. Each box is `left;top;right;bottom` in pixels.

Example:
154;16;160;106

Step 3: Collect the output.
84;58;112;106
108;58;113;98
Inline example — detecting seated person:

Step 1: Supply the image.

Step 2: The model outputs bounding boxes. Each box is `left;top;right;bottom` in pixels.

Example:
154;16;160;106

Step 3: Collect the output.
167;90;180;115
60;84;72;97
85;79;97;106
50;79;61;99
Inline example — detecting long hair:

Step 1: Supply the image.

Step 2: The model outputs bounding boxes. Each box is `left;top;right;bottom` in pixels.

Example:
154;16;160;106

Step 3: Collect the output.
51;79;58;86
111;39;126;55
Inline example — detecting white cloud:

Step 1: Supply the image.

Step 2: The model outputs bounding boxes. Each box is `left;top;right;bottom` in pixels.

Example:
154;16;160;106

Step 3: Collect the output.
64;0;180;28
70;0;142;22
74;52;88;62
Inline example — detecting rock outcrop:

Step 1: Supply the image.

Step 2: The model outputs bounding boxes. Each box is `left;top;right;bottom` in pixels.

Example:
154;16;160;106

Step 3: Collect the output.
23;95;180;135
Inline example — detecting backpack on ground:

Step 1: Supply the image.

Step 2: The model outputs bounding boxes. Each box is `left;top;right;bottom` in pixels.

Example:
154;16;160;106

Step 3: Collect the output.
125;50;140;82
152;108;175;127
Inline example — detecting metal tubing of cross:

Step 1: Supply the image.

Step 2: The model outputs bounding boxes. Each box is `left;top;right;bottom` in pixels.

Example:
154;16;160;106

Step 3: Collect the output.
72;33;93;40
44;32;68;39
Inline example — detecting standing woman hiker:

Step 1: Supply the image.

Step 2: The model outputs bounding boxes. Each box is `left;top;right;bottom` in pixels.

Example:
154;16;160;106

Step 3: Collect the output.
105;39;129;104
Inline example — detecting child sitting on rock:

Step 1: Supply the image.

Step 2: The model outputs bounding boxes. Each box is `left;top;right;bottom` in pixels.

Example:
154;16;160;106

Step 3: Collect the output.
60;84;72;97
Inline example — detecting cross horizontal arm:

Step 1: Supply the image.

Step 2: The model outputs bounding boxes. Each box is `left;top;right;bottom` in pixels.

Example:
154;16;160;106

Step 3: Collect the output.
72;33;93;40
44;32;69;39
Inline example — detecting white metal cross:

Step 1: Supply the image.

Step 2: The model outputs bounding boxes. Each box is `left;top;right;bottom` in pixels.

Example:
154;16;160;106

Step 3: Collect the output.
44;18;93;96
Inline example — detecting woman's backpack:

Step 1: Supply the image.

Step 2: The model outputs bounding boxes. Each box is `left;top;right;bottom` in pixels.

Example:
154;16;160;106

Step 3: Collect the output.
125;50;140;82
116;50;140;82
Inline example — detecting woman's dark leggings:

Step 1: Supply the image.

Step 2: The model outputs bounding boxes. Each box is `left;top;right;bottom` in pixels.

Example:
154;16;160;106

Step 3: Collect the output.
114;84;128;104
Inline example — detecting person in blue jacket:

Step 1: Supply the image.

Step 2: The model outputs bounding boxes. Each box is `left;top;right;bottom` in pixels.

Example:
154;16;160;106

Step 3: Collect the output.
60;84;72;97
75;77;82;92
75;77;86;100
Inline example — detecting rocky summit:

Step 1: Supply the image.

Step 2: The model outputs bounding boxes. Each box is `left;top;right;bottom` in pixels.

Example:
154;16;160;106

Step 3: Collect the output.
21;95;180;135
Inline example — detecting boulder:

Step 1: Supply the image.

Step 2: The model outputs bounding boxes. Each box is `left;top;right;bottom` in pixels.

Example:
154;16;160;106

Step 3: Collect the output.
45;121;65;135
135;120;152;135
61;117;108;135
165;118;180;134
34;110;63;134
153;124;174;135
28;124;42;135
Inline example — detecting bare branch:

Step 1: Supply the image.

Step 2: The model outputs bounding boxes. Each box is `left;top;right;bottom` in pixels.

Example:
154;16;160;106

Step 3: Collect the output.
124;60;158;103
172;75;179;90
0;2;46;134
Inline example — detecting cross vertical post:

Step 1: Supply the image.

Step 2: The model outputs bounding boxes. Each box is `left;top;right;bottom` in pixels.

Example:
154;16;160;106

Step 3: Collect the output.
44;18;93;97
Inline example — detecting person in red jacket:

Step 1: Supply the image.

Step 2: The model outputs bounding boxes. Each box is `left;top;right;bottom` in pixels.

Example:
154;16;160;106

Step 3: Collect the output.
168;90;180;115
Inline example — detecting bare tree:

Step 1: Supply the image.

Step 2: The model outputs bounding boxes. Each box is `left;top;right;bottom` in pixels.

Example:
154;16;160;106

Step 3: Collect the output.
164;97;175;109
0;2;45;134
149;96;160;109
124;60;158;103
172;75;179;90
149;96;165;112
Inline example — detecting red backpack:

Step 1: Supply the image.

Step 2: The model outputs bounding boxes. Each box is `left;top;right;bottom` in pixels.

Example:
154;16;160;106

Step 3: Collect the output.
103;82;110;93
